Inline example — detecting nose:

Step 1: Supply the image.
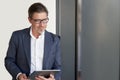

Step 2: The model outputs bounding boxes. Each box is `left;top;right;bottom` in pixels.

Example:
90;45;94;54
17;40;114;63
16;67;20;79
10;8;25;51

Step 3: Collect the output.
38;22;44;27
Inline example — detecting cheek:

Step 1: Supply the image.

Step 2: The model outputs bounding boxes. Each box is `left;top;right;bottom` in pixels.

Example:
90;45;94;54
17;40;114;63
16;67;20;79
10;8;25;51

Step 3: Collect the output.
40;24;47;28
43;24;47;27
33;24;40;28
31;23;37;26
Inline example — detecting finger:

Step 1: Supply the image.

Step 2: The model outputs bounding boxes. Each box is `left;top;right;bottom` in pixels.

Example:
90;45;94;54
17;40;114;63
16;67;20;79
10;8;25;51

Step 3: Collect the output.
35;77;39;80
35;76;44;80
23;74;27;79
38;76;46;80
50;74;54;78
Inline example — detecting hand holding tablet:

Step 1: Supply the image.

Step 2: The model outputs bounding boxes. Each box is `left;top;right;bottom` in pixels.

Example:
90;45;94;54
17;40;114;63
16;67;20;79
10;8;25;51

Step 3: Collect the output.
28;70;60;80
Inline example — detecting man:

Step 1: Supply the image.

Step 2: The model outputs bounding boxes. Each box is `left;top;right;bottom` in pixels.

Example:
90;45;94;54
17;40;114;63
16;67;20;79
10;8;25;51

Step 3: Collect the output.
4;2;61;80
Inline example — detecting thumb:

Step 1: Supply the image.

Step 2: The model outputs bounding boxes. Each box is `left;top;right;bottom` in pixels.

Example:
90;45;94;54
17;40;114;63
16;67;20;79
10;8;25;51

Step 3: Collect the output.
23;74;27;79
50;74;54;78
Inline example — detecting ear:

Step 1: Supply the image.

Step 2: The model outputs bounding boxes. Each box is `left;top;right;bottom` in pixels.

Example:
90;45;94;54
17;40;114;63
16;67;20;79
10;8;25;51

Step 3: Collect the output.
28;17;32;23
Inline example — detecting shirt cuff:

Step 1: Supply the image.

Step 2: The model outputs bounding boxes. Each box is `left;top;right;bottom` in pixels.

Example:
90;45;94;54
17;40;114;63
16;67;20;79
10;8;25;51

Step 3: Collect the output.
16;72;22;80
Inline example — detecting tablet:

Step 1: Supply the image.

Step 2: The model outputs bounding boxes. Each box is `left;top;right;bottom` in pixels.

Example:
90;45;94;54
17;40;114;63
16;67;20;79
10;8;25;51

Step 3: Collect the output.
28;69;60;80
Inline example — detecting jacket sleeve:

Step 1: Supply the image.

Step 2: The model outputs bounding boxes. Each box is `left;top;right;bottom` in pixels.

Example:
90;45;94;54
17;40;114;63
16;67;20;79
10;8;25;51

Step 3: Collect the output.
53;36;61;80
4;32;21;79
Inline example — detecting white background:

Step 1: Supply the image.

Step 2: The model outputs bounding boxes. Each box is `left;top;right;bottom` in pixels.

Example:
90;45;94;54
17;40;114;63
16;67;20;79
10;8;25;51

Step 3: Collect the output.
0;0;56;79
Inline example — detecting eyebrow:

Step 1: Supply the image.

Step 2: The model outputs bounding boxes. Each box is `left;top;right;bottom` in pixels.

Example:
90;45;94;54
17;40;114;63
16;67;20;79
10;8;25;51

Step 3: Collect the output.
32;18;48;20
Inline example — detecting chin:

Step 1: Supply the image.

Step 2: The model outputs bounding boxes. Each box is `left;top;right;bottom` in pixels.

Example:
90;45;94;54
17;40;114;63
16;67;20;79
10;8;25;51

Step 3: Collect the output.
38;30;43;34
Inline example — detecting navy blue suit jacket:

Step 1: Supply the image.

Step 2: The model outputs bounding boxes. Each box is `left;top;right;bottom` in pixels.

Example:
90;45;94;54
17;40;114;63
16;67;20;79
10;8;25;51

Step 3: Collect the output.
5;28;61;80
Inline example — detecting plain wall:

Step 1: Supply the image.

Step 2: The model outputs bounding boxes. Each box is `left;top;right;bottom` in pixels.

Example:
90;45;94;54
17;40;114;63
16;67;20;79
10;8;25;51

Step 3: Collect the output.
0;0;56;79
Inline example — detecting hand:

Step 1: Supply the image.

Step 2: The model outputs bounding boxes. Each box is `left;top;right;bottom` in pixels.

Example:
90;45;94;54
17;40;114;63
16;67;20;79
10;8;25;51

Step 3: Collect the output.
18;73;29;80
35;74;55;80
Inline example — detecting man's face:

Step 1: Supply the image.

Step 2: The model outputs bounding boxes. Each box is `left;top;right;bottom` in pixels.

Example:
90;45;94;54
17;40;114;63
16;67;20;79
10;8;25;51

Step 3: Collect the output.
28;12;48;34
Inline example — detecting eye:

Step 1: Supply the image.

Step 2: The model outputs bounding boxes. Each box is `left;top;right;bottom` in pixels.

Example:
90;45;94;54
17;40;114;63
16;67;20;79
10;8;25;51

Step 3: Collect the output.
41;18;49;22
32;18;49;24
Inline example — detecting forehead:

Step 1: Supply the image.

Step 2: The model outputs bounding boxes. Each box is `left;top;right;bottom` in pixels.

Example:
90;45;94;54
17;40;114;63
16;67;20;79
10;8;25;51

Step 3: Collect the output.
32;12;48;19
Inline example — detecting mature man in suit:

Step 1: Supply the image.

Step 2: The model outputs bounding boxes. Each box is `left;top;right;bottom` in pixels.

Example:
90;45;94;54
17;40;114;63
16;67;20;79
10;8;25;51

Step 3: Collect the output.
4;2;61;80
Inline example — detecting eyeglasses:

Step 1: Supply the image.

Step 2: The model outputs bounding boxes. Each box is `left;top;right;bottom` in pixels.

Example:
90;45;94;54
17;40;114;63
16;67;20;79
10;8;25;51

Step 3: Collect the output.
32;18;49;24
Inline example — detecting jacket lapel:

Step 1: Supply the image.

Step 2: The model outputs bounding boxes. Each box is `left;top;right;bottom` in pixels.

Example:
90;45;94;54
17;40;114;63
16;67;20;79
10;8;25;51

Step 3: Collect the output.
42;31;52;69
22;28;31;67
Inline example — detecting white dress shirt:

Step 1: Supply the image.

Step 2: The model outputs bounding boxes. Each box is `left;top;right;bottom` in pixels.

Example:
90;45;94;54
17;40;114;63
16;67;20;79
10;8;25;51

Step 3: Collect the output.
30;28;45;74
